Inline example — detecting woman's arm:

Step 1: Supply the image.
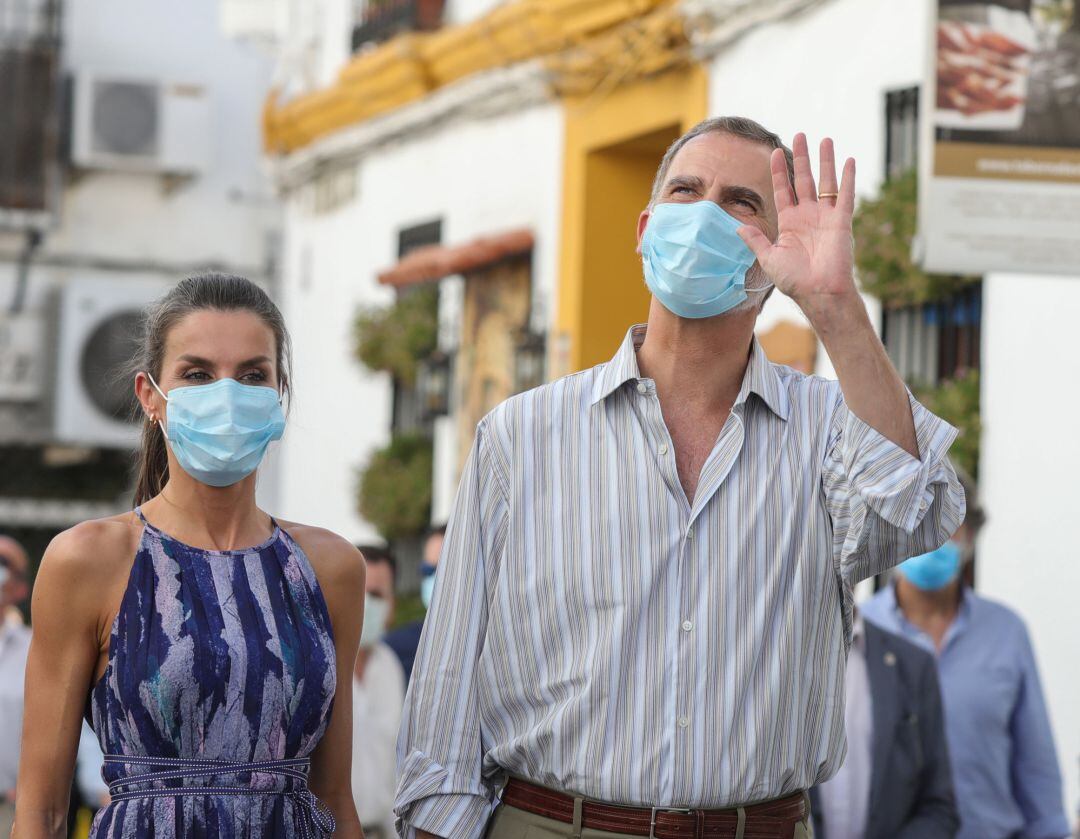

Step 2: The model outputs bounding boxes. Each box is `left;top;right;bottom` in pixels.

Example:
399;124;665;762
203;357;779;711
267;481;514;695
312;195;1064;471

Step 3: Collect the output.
291;527;367;839
13;523;122;839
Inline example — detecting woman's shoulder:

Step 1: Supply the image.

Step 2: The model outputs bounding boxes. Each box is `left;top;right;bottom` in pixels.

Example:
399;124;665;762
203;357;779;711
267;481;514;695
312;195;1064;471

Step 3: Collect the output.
276;520;366;591
33;513;142;635
40;512;141;581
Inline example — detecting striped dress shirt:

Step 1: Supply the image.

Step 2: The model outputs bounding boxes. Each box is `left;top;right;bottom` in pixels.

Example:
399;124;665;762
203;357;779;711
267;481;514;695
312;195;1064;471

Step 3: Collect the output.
395;325;965;839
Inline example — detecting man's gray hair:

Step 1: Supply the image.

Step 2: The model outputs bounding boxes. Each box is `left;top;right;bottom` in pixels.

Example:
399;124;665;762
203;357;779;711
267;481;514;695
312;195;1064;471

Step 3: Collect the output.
649;116;796;208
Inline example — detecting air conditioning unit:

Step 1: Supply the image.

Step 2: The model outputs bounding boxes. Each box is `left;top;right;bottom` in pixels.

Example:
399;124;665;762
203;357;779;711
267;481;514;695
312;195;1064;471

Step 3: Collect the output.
72;71;211;174
53;278;172;448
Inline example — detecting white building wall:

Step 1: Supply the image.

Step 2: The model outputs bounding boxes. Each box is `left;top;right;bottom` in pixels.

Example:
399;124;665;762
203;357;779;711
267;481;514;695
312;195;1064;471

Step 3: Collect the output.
708;0;1079;813
706;0;927;379
55;0;277;272
2;0;280;503
0;0;279;501
443;0;506;26
980;272;1080;813
276;102;564;541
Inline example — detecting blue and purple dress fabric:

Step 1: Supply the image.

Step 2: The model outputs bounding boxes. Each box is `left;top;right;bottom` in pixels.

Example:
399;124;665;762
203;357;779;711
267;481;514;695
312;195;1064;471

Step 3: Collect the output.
89;509;338;838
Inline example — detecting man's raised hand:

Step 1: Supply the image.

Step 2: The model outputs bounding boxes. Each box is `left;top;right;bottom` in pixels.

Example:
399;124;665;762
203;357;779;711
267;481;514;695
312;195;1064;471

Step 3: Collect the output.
736;133;858;320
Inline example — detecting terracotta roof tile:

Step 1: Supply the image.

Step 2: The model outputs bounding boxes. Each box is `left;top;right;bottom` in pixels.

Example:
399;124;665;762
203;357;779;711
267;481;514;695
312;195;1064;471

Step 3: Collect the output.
378;228;534;287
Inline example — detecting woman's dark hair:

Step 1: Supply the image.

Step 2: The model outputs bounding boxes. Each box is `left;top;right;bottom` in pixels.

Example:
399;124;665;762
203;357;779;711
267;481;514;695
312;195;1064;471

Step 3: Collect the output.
129;273;292;506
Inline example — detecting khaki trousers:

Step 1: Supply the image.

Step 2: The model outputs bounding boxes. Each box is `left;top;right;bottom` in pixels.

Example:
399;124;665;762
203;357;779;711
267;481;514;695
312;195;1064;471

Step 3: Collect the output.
485;798;814;839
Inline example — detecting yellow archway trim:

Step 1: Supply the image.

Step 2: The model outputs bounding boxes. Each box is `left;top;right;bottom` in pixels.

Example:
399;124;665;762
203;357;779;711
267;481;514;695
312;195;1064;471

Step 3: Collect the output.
263;0;684;155
554;63;708;374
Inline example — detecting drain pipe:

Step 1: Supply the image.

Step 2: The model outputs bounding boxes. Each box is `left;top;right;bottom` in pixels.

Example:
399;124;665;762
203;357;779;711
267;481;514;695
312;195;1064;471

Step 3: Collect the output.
9;228;43;314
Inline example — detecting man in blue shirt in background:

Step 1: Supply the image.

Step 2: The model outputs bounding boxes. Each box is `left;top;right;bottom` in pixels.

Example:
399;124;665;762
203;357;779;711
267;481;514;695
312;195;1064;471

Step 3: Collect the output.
384;525;444;684
862;477;1069;839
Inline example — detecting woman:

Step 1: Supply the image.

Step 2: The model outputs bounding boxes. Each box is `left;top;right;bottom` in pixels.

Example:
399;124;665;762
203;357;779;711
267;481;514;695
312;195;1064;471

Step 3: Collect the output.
14;274;366;838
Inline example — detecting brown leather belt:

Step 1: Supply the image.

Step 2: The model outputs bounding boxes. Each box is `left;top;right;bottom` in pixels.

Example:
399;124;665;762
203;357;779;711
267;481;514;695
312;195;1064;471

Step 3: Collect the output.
501;778;807;839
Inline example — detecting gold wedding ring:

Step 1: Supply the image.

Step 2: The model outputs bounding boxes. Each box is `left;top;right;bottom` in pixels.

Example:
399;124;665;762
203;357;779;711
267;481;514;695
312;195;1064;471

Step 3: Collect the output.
818;191;839;199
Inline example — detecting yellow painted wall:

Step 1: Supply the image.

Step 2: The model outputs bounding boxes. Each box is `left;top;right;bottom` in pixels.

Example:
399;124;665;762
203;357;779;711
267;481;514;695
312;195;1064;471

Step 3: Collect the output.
555;65;708;374
264;0;677;154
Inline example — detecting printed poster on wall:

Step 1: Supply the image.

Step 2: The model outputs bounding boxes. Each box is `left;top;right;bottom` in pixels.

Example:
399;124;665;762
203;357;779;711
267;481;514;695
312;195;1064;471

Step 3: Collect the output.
919;0;1080;275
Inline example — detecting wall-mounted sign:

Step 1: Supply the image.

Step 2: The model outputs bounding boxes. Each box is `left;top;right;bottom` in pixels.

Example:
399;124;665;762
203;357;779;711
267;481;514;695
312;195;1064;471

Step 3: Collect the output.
0;313;46;401
919;0;1080;275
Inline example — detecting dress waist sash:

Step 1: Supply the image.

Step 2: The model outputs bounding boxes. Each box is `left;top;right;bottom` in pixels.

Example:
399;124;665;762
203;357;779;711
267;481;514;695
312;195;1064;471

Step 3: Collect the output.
103;754;335;839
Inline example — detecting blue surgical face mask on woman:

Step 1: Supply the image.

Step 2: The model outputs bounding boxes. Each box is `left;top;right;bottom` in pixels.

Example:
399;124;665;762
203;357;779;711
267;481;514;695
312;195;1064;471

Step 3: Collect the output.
895;541;963;591
640;200;771;319
148;374;286;488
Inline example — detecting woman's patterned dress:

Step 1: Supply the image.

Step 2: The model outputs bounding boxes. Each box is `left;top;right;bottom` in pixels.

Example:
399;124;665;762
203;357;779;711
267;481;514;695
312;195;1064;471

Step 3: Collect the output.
89;508;337;838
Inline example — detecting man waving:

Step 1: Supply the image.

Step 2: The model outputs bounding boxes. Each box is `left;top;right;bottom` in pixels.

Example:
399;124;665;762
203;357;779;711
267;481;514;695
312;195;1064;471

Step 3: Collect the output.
395;116;965;839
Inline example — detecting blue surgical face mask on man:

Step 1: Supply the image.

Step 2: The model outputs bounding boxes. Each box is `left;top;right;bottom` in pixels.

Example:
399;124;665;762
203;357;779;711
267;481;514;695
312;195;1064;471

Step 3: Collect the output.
895;541;963;591
640;200;770;319
148;374;286;488
419;563;437;610
359;593;390;649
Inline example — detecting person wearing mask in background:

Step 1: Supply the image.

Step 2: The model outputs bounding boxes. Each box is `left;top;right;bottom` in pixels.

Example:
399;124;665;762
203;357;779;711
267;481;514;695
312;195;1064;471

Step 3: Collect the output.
863;477;1070;839
352;545;407;839
810;608;958;839
0;535;31;837
383;525;445;684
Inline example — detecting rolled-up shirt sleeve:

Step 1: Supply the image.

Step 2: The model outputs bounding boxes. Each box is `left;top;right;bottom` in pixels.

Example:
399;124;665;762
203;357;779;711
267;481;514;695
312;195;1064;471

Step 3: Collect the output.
822;390;965;585
394;418;509;839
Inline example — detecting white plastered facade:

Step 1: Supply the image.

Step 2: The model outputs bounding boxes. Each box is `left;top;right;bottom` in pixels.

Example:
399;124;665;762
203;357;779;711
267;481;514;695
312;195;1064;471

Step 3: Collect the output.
275;101;564;542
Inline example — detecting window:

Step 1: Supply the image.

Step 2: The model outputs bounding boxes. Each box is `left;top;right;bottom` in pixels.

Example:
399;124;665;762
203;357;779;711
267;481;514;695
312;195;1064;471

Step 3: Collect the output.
391;220;443;435
0;0;61;215
352;0;445;52
398;219;441;259
885;86;919;180
879;84;981;386
882;282;982;387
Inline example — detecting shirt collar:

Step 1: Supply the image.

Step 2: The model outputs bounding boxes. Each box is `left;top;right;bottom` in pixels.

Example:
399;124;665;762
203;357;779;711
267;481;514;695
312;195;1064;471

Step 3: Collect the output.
590;324;791;421
885;580;974;642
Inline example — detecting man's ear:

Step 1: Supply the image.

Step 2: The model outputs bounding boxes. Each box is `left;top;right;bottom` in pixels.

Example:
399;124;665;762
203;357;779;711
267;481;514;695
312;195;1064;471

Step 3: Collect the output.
636;209;651;254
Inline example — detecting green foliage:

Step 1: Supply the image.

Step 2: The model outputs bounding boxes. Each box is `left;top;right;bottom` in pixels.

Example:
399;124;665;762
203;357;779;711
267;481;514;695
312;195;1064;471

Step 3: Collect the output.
353;285;439;386
358;433;434;541
913;370;981;479
852;170;979;306
393;592;428;627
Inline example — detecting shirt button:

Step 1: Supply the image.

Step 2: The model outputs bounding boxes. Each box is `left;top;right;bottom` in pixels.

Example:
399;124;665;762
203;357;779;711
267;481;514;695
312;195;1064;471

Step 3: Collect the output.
686;527;694;540
636;382;647;394
659;443;669;455
919;499;929;512
677;716;690;729
682;620;693;632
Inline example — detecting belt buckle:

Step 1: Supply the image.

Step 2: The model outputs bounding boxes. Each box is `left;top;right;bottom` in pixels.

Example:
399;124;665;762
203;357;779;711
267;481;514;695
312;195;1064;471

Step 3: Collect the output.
649;805;693;839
